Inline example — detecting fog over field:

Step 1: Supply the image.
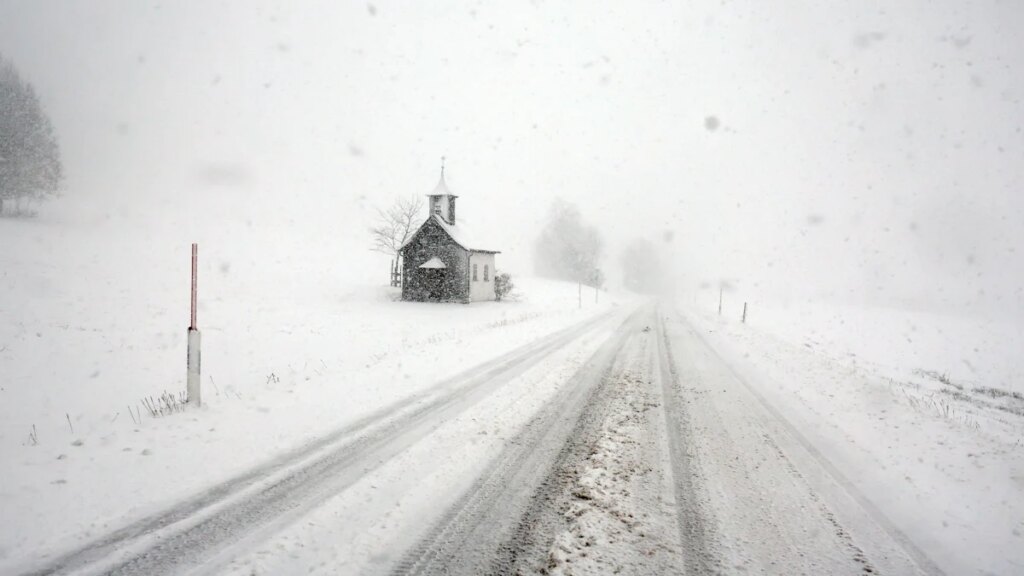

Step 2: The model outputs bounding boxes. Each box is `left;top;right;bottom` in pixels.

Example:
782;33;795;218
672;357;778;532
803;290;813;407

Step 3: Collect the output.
1;1;1021;317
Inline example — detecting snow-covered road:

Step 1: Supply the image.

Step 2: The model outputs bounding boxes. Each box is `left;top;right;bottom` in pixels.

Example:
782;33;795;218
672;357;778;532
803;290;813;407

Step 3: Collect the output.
658;310;935;576
389;306;938;575
19;304;959;575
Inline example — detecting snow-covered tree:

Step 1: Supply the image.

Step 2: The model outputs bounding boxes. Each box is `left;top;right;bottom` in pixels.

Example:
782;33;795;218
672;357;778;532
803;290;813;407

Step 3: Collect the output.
534;198;603;285
494;272;514;301
0;54;62;215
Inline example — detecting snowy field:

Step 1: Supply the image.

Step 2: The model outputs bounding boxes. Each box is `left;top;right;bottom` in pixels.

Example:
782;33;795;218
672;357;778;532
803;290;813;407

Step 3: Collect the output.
0;208;629;572
712;299;1024;395
681;299;1024;575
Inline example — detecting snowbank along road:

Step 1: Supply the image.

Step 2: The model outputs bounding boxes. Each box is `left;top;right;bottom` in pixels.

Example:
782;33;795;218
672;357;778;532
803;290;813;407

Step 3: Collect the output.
22;303;946;575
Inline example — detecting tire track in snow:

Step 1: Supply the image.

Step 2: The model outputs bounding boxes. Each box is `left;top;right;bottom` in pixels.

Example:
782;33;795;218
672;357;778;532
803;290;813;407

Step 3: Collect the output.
669;309;945;576
758;431;879;574
492;332;653;575
21;311;618;576
653;310;720;574
392;308;646;575
514;325;689;575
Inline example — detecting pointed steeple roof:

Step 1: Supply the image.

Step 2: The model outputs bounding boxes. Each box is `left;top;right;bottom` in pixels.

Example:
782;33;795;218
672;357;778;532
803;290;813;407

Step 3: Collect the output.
430;172;454;196
429;156;457;197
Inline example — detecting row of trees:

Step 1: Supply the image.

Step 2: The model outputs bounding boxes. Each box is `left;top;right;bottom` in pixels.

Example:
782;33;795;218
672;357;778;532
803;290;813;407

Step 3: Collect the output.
534;198;670;294
0;53;62;215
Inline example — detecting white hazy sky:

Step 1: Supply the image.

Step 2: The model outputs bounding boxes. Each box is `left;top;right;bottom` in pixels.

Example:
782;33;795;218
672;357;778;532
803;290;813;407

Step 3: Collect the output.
1;1;1022;316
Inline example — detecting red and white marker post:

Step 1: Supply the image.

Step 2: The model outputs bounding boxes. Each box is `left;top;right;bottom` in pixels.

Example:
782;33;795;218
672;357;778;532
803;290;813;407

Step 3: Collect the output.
187;243;202;406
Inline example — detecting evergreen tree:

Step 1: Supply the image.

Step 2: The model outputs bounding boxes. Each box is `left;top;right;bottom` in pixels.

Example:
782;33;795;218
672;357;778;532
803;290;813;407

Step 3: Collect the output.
0;53;62;215
533;198;604;285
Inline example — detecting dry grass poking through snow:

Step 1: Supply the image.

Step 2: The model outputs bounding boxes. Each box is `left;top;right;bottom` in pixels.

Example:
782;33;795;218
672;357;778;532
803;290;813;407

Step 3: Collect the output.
889;380;981;430
893;368;1024;432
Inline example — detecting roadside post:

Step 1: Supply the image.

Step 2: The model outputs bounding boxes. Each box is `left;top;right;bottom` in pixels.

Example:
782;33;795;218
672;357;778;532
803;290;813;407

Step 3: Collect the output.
742;302;748;324
187;243;201;407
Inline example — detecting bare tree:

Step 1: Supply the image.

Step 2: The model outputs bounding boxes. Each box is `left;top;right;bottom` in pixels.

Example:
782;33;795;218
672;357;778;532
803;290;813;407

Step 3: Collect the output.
370;195;424;284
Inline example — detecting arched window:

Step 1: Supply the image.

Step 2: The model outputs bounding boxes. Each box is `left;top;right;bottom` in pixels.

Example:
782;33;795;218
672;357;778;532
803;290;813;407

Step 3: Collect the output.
483;264;490;281
472;263;478;281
